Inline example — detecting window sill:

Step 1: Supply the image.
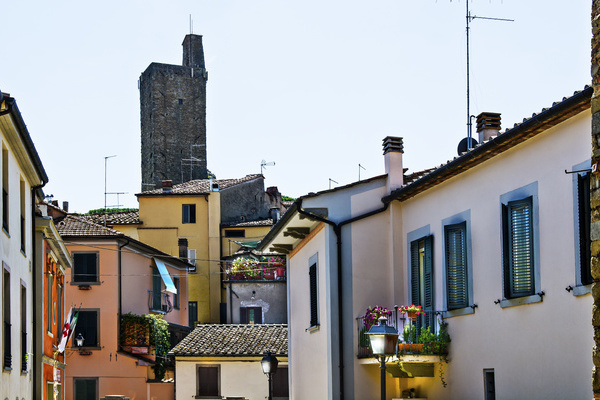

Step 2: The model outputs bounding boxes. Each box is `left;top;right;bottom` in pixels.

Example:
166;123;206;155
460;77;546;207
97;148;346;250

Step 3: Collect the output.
194;396;221;399
306;325;320;333
70;282;100;286
2;227;9;238
20;249;26;257
3;366;12;373
442;307;475;318
499;293;543;308
573;284;592;296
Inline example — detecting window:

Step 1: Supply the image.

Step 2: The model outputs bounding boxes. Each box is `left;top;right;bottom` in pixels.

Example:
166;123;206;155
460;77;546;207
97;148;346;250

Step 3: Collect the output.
182;204;196;224
72;252;99;284
47;382;62;400
196;365;220;398
178;238;188;258
273;366;289;398
445;222;468;310
309;254;319;329
483;369;496;400
73;310;99;348
240;307;262;324
188;249;197;268
47;273;53;333
410;235;434;329
3;265;11;370
151;266;162;311
224;229;245;238
189;301;198;328
502;197;534;299
173;277;180;309
576;171;592;287
499;183;541;307
3;145;8;233
20;179;25;253
20;283;26;372
73;377;97;400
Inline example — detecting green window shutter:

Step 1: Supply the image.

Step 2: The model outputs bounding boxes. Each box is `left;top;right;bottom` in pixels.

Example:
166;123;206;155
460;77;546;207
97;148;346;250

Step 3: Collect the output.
423;236;434;328
309;263;318;327
504;197;534;298
410;240;420;306
445;222;468;310
578;173;592;285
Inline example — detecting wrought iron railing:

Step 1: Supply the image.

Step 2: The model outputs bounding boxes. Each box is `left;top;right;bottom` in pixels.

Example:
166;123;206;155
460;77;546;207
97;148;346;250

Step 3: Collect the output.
356;307;445;358
148;291;173;314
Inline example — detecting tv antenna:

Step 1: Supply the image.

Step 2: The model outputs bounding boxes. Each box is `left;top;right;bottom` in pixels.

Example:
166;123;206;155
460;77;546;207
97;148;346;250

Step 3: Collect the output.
181;144;206;182
104;155;116;226
261;160;275;175
465;1;513;149
358;164;366;181
329;178;338;190
189;14;194;34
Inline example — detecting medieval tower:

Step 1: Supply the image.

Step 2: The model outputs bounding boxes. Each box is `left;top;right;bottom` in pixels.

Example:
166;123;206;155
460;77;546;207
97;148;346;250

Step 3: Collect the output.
139;34;208;190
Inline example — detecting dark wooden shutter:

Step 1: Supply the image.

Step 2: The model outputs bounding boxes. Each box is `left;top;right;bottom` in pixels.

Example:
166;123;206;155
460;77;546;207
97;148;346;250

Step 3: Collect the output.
73;253;97;283
578;173;593;285
410;240;420;306
197;366;219;396
74;378;96;400
309;263;318;327
152;267;162;310
445;223;468;310
273;366;289;397
423;236;434;328
505;197;534;298
240;307;262;324
190;204;196;223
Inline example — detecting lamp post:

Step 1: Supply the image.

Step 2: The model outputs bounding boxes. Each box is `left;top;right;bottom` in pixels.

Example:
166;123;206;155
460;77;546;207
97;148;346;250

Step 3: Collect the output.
367;317;399;400
260;352;279;400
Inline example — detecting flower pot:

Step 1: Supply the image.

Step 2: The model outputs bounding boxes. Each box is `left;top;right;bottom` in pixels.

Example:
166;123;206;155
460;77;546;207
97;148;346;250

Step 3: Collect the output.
407;311;417;321
275;268;286;280
398;343;423;353
263;270;275;280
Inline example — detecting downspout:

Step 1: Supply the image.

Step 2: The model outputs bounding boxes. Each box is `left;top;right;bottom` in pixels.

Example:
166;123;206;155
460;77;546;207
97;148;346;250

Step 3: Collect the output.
295;198;389;400
118;238;129;350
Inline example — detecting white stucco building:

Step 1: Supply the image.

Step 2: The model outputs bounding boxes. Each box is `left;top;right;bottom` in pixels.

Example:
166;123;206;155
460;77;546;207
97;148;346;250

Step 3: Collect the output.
259;86;593;400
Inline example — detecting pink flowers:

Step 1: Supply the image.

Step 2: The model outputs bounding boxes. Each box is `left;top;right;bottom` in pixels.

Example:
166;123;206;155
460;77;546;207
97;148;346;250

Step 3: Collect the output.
399;304;425;315
362;306;392;330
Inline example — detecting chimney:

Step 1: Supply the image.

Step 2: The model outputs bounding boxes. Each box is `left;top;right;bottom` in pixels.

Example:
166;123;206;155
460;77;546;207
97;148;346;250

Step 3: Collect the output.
162;180;173;193
476;112;501;143
62;201;69;212
266;186;279;196
269;207;281;224
182;34;206;69
51;200;59;208
383;136;404;192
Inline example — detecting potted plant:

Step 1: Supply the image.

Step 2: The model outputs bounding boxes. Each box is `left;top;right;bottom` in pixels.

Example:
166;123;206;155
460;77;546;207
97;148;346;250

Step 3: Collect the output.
399;304;425;321
362;306;393;330
399;324;423;353
269;256;286;280
227;257;259;280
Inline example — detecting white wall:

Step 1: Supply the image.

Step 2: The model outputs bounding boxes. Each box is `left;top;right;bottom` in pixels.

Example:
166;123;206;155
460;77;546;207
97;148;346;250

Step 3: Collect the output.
395;110;593;400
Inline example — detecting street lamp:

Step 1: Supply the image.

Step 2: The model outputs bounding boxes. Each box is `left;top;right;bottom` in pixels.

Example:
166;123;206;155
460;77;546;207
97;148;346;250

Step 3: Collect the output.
367;317;399;400
261;351;279;400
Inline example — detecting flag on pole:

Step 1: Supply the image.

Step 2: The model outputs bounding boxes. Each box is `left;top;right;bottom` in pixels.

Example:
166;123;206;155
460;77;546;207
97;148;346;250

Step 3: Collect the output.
57;307;79;353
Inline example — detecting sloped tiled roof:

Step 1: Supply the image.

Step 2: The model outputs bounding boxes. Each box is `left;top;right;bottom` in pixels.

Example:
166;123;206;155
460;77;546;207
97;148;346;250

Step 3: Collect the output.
83;210;141;225
170;324;287;357
138;174;263;196
56;215;124;238
222;218;274;228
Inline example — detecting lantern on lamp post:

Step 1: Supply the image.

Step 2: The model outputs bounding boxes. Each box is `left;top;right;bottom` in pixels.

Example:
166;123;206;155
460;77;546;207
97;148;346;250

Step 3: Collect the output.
366;316;399;400
261;351;279;400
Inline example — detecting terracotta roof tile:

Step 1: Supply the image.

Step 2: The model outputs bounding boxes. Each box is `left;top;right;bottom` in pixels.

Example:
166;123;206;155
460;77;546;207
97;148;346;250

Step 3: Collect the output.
222;219;274;228
56;215;124;238
138;175;263;196
170;324;287;357
83;210;141;225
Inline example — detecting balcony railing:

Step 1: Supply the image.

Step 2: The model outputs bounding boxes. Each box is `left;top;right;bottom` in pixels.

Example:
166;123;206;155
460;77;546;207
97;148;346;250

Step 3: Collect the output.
148;291;173;314
3;321;11;369
357;307;447;359
225;267;286;282
21;330;27;372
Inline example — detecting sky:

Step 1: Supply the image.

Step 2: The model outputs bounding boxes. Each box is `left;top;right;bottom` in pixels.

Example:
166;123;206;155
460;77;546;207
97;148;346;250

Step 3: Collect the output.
0;0;591;213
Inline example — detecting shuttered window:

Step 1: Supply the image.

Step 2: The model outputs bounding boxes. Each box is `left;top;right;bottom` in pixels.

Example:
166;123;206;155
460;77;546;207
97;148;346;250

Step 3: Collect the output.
503;197;535;299
445;222;468;310
74;378;97;400
578;172;592;285
73;310;99;348
72;253;99;284
309;263;318;327
197;365;219;397
410;236;434;329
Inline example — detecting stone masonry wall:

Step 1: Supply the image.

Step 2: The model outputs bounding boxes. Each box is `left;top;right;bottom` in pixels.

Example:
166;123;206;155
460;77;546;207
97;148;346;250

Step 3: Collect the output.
592;1;600;397
140;35;208;190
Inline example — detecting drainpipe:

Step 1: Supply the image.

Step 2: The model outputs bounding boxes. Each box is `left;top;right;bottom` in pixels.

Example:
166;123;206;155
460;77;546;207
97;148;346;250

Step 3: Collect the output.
295;198;389;400
118;238;129;350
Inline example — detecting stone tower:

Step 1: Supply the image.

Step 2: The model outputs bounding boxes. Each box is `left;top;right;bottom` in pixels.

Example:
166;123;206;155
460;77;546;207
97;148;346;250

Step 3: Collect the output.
139;34;208;190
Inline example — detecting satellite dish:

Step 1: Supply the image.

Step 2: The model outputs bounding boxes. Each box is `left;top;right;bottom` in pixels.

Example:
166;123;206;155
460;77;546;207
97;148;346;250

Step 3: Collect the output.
457;137;478;155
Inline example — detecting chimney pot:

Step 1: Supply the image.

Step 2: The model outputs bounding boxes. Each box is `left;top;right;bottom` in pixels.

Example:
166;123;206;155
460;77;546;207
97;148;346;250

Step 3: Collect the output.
476;112;501;143
51;200;59;207
62;201;69;212
162;180;173;193
383;136;404;193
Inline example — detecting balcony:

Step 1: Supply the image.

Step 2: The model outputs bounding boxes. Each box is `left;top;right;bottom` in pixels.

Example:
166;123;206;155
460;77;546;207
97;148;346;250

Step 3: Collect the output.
148;291;172;314
225;256;286;282
356;307;449;359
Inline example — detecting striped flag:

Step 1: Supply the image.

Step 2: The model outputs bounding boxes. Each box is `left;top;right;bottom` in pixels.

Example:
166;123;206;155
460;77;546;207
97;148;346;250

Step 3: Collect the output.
57;307;79;353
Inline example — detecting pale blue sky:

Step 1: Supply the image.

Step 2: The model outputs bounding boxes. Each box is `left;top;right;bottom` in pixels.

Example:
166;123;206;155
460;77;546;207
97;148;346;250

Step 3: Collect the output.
1;0;591;212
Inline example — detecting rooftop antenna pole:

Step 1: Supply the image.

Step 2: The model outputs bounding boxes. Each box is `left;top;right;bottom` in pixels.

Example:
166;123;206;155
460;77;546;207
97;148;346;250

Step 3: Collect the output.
358;164;366;181
261;160;275;175
329;178;338;190
190;14;193;34
465;1;513;149
104;155;117;226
